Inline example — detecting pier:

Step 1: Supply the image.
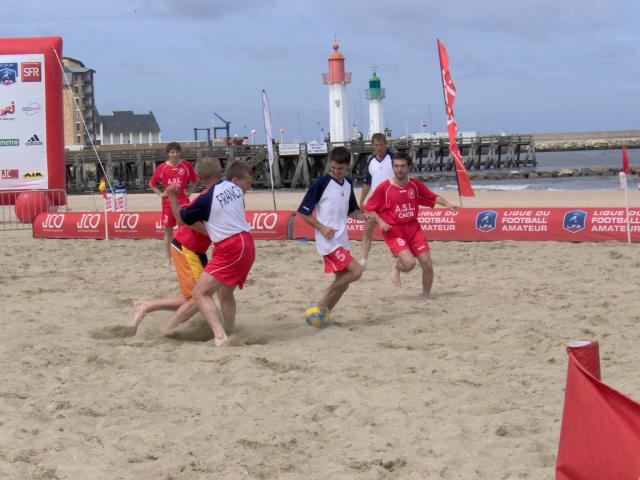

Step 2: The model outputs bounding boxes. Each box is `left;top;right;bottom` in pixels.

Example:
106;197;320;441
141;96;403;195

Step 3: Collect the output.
64;134;536;192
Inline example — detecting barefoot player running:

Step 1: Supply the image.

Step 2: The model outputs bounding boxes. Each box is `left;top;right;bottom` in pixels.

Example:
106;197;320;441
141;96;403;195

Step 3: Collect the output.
365;151;458;298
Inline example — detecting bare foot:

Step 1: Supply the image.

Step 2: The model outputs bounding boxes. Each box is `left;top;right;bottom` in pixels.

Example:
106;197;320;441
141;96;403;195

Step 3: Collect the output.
131;300;147;328
391;263;401;288
214;335;244;347
359;258;367;270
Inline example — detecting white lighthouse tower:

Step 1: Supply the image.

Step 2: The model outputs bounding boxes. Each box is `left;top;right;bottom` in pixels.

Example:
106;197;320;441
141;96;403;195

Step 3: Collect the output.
322;41;351;143
365;69;385;139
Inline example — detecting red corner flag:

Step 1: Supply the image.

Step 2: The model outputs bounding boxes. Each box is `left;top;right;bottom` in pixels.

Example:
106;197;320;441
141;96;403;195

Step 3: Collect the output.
622;145;630;175
556;340;640;480
436;39;474;198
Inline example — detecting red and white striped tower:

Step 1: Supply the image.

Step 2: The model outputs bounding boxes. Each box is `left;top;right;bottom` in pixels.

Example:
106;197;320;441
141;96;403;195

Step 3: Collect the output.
322;41;351;143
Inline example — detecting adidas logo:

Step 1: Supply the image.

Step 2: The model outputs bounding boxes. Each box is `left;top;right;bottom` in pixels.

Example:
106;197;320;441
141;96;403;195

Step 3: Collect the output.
25;134;43;146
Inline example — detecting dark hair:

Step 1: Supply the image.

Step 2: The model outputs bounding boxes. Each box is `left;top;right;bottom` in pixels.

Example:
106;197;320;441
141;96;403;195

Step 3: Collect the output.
371;132;387;144
392;151;413;168
166;141;182;153
225;160;252;180
329;146;351;165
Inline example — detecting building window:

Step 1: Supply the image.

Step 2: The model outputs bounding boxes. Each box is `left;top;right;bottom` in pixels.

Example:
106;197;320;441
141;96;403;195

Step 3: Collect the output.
76;135;81;143
76;122;81;132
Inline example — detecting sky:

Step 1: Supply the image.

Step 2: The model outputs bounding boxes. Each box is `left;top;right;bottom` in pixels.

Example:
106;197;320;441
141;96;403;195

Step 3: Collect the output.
3;0;639;142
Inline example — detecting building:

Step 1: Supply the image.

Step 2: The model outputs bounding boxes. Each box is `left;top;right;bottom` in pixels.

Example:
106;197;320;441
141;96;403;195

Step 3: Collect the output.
322;41;351;143
99;111;161;145
62;57;100;148
365;69;385;140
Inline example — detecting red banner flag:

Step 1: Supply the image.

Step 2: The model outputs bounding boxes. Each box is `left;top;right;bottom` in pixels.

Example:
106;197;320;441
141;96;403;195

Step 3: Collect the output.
556;340;640;480
622;145;630;175
437;39;474;198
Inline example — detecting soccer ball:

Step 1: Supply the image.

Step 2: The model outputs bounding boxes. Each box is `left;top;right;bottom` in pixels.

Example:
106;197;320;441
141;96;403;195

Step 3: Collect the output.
305;304;331;329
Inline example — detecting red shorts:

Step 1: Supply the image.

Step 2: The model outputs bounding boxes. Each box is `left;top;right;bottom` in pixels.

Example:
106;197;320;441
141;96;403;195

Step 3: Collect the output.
383;222;430;257
323;246;353;273
161;204;177;228
161;198;189;228
204;231;255;289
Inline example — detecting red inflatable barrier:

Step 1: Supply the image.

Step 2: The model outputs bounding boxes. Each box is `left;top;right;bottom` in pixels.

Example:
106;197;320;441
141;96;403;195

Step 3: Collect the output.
33;210;294;240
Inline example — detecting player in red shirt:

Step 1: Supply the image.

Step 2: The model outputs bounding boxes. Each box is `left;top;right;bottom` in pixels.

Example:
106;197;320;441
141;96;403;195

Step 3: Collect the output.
365;151;458;298
149;142;198;260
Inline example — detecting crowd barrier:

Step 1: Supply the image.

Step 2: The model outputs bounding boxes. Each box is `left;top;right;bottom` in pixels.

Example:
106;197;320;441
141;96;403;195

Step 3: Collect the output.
32;208;640;243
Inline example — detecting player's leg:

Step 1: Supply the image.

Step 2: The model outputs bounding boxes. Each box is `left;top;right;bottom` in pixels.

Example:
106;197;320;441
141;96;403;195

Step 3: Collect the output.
217;284;238;334
319;259;363;311
360;218;376;267
416;251;434;298
192;272;228;346
390;249;416;288
132;297;185;329
162;299;199;334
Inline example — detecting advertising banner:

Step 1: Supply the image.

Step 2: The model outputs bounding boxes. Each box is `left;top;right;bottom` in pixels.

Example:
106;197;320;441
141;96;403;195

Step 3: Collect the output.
33;210;295;241
0;37;64;195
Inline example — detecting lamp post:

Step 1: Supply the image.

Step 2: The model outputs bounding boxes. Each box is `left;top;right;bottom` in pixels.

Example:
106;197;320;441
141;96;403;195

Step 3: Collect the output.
279;127;285;144
251;129;256;144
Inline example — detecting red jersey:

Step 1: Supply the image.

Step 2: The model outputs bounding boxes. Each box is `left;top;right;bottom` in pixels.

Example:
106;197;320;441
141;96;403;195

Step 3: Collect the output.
149;160;197;207
365;178;437;225
173;188;211;254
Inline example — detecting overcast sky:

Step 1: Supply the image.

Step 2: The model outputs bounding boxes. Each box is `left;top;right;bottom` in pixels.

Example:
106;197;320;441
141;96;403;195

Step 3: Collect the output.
4;0;639;142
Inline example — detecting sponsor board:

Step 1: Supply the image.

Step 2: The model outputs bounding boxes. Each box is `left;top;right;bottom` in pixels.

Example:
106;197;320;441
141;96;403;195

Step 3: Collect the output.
21;102;42;116
32;209;640;243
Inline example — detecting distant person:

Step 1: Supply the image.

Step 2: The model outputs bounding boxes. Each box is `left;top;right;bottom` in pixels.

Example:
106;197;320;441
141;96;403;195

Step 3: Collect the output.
149;142;198;261
132;157;221;333
242;136;250;145
175;161;255;347
297;146;367;323
359;132;394;268
365;151;458;298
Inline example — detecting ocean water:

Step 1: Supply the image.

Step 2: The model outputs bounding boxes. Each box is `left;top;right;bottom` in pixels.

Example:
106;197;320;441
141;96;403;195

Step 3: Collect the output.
432;148;639;191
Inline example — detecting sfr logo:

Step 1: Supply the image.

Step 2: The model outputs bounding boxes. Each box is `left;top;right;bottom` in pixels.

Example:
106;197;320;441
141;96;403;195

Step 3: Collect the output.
21;62;41;82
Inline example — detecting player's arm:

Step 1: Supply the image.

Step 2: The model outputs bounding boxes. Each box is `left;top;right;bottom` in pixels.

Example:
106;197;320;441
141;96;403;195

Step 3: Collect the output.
347;178;366;221
299;213;336;240
165;185;184;224
359;183;371;209
149;166;165;198
149;182;164;198
435;195;459;210
185;181;198;197
367;211;391;232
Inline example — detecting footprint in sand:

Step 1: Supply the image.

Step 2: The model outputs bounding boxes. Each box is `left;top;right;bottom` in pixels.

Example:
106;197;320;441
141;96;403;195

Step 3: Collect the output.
89;325;137;339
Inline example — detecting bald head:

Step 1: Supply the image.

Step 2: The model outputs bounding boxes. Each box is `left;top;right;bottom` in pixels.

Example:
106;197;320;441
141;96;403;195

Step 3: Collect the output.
196;156;222;181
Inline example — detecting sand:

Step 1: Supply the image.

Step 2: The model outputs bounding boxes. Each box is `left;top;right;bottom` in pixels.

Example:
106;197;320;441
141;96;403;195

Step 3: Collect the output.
1;188;639;479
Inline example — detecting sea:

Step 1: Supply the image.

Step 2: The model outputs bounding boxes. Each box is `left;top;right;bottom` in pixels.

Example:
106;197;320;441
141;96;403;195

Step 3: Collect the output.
428;148;639;191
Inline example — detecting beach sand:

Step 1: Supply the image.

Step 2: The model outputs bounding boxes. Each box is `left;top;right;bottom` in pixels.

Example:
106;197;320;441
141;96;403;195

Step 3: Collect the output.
2;189;639;479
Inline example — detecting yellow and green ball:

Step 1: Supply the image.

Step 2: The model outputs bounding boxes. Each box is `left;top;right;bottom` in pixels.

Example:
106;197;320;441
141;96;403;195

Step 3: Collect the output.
305;304;331;328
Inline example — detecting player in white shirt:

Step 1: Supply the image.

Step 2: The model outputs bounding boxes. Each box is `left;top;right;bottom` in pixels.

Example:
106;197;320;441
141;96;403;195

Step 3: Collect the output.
175;160;255;347
298;147;368;321
358;133;394;267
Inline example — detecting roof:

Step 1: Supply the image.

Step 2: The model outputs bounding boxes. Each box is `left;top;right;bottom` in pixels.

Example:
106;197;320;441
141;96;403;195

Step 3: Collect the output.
100;111;161;134
64;66;95;74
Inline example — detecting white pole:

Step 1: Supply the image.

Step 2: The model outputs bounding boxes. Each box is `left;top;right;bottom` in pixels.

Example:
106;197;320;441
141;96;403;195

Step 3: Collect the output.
623;173;631;244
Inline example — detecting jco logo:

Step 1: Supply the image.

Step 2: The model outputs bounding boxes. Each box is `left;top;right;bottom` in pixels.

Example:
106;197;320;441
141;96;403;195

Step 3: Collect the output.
114;213;140;229
76;213;101;229
42;213;64;229
249;212;277;230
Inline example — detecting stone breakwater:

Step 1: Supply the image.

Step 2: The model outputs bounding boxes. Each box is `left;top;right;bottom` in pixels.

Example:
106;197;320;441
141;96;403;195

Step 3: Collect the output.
415;166;638;182
532;130;640;151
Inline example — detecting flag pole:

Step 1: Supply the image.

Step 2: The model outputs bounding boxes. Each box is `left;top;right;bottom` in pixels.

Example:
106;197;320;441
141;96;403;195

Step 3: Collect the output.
261;89;277;211
623;173;631;244
436;39;463;207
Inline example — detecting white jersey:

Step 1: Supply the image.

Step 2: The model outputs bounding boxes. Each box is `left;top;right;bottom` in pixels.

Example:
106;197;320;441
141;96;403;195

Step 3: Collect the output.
180;179;250;243
365;152;394;192
298;174;359;255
